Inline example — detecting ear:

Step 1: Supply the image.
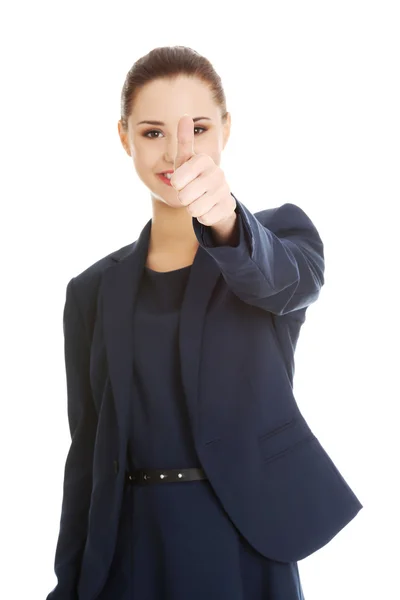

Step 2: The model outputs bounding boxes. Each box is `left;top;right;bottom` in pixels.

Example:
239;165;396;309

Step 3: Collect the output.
117;120;132;157
222;112;232;150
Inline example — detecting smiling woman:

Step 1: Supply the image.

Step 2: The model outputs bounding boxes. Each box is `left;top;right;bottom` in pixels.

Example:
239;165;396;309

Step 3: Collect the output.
46;45;362;600
115;47;236;272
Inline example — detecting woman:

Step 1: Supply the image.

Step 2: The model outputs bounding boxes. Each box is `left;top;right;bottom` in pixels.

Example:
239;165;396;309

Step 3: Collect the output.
47;46;363;600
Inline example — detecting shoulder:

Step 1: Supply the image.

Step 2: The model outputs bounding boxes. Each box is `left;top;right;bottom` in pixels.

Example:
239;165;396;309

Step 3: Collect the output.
254;202;320;232
234;193;321;238
235;198;323;257
65;240;136;332
72;240;135;289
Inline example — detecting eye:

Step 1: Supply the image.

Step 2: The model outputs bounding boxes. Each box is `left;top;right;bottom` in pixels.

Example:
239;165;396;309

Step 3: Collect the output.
143;130;163;139
143;127;207;139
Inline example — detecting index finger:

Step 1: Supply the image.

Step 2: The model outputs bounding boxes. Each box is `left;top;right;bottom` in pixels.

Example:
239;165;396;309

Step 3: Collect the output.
174;115;195;170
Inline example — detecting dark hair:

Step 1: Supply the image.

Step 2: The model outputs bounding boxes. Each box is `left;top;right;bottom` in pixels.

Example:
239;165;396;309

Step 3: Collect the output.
120;46;228;130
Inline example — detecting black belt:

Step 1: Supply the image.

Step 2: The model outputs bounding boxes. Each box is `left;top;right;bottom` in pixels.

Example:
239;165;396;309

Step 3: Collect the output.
125;467;207;485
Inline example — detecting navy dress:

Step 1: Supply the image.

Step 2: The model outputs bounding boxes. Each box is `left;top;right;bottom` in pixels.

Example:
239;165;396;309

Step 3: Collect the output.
98;264;305;600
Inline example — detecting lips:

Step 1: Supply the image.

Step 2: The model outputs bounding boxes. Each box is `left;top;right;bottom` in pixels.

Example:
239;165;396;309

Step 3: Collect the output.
157;173;173;186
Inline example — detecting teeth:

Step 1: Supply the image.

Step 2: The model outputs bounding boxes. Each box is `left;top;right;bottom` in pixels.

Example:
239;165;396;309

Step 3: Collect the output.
163;173;172;179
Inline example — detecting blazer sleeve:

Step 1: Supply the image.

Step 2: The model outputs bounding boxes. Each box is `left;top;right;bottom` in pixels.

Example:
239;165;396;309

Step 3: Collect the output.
192;194;325;315
46;278;97;600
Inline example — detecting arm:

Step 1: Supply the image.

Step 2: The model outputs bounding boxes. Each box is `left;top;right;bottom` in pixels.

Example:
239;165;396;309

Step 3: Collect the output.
192;195;325;315
46;278;97;600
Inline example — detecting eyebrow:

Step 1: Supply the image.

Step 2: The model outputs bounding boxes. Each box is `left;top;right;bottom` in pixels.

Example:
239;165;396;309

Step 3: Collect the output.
136;117;212;126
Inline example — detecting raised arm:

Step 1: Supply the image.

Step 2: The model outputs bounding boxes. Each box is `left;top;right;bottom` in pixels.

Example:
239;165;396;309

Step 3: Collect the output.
193;198;325;315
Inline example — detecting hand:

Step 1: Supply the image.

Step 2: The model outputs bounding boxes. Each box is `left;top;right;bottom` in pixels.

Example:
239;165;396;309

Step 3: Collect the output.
170;115;236;226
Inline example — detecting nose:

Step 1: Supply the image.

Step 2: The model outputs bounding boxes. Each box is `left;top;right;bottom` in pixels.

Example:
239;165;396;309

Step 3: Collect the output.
164;136;178;164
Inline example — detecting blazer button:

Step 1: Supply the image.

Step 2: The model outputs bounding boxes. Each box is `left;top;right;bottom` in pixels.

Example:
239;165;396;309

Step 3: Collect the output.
113;459;119;475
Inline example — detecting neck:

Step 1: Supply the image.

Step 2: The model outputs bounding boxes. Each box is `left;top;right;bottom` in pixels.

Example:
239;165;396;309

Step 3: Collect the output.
149;198;199;255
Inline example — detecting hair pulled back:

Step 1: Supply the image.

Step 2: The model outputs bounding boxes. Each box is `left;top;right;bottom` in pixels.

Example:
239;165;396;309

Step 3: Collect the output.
120;46;228;130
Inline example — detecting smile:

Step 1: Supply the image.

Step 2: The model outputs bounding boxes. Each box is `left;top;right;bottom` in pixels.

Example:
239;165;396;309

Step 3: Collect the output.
157;173;173;186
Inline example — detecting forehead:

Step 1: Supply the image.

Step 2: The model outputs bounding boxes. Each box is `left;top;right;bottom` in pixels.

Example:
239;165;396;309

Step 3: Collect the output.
131;76;218;120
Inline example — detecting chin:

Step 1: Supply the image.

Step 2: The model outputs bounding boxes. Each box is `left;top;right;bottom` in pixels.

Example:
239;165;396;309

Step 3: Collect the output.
150;190;183;208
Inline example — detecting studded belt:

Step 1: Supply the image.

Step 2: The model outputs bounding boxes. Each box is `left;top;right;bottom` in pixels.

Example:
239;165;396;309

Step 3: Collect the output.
125;467;207;485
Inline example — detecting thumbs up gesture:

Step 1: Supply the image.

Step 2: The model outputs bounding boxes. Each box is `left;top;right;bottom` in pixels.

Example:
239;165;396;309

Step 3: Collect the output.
170;115;236;227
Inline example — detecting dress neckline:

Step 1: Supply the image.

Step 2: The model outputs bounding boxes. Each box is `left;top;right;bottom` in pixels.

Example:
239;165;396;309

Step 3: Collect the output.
144;264;192;275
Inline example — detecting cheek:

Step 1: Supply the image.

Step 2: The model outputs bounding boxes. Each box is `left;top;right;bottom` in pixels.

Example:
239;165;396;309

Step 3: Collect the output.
212;153;222;167
132;139;155;167
195;135;221;165
132;151;153;177
204;149;221;168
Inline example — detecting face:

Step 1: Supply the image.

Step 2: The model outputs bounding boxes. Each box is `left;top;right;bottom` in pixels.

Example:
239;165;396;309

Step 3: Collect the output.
118;75;231;208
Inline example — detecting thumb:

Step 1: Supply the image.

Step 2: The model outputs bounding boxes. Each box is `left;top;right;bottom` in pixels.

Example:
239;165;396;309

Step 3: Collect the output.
174;114;195;170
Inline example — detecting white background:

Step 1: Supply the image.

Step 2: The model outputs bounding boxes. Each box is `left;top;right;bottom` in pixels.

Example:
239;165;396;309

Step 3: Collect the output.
1;1;398;598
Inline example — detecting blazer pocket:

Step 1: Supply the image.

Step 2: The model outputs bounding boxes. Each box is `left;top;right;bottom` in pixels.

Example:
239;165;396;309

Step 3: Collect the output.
258;418;297;441
258;416;315;463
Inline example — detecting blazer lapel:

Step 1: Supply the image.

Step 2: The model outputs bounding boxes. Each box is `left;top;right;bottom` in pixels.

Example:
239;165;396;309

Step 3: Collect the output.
178;243;221;437
101;218;222;446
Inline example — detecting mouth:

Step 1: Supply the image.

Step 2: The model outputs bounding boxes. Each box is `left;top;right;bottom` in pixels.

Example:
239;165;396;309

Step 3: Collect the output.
157;171;174;186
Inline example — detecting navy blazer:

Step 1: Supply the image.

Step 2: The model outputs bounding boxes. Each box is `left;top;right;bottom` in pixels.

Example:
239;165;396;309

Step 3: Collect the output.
47;195;363;600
